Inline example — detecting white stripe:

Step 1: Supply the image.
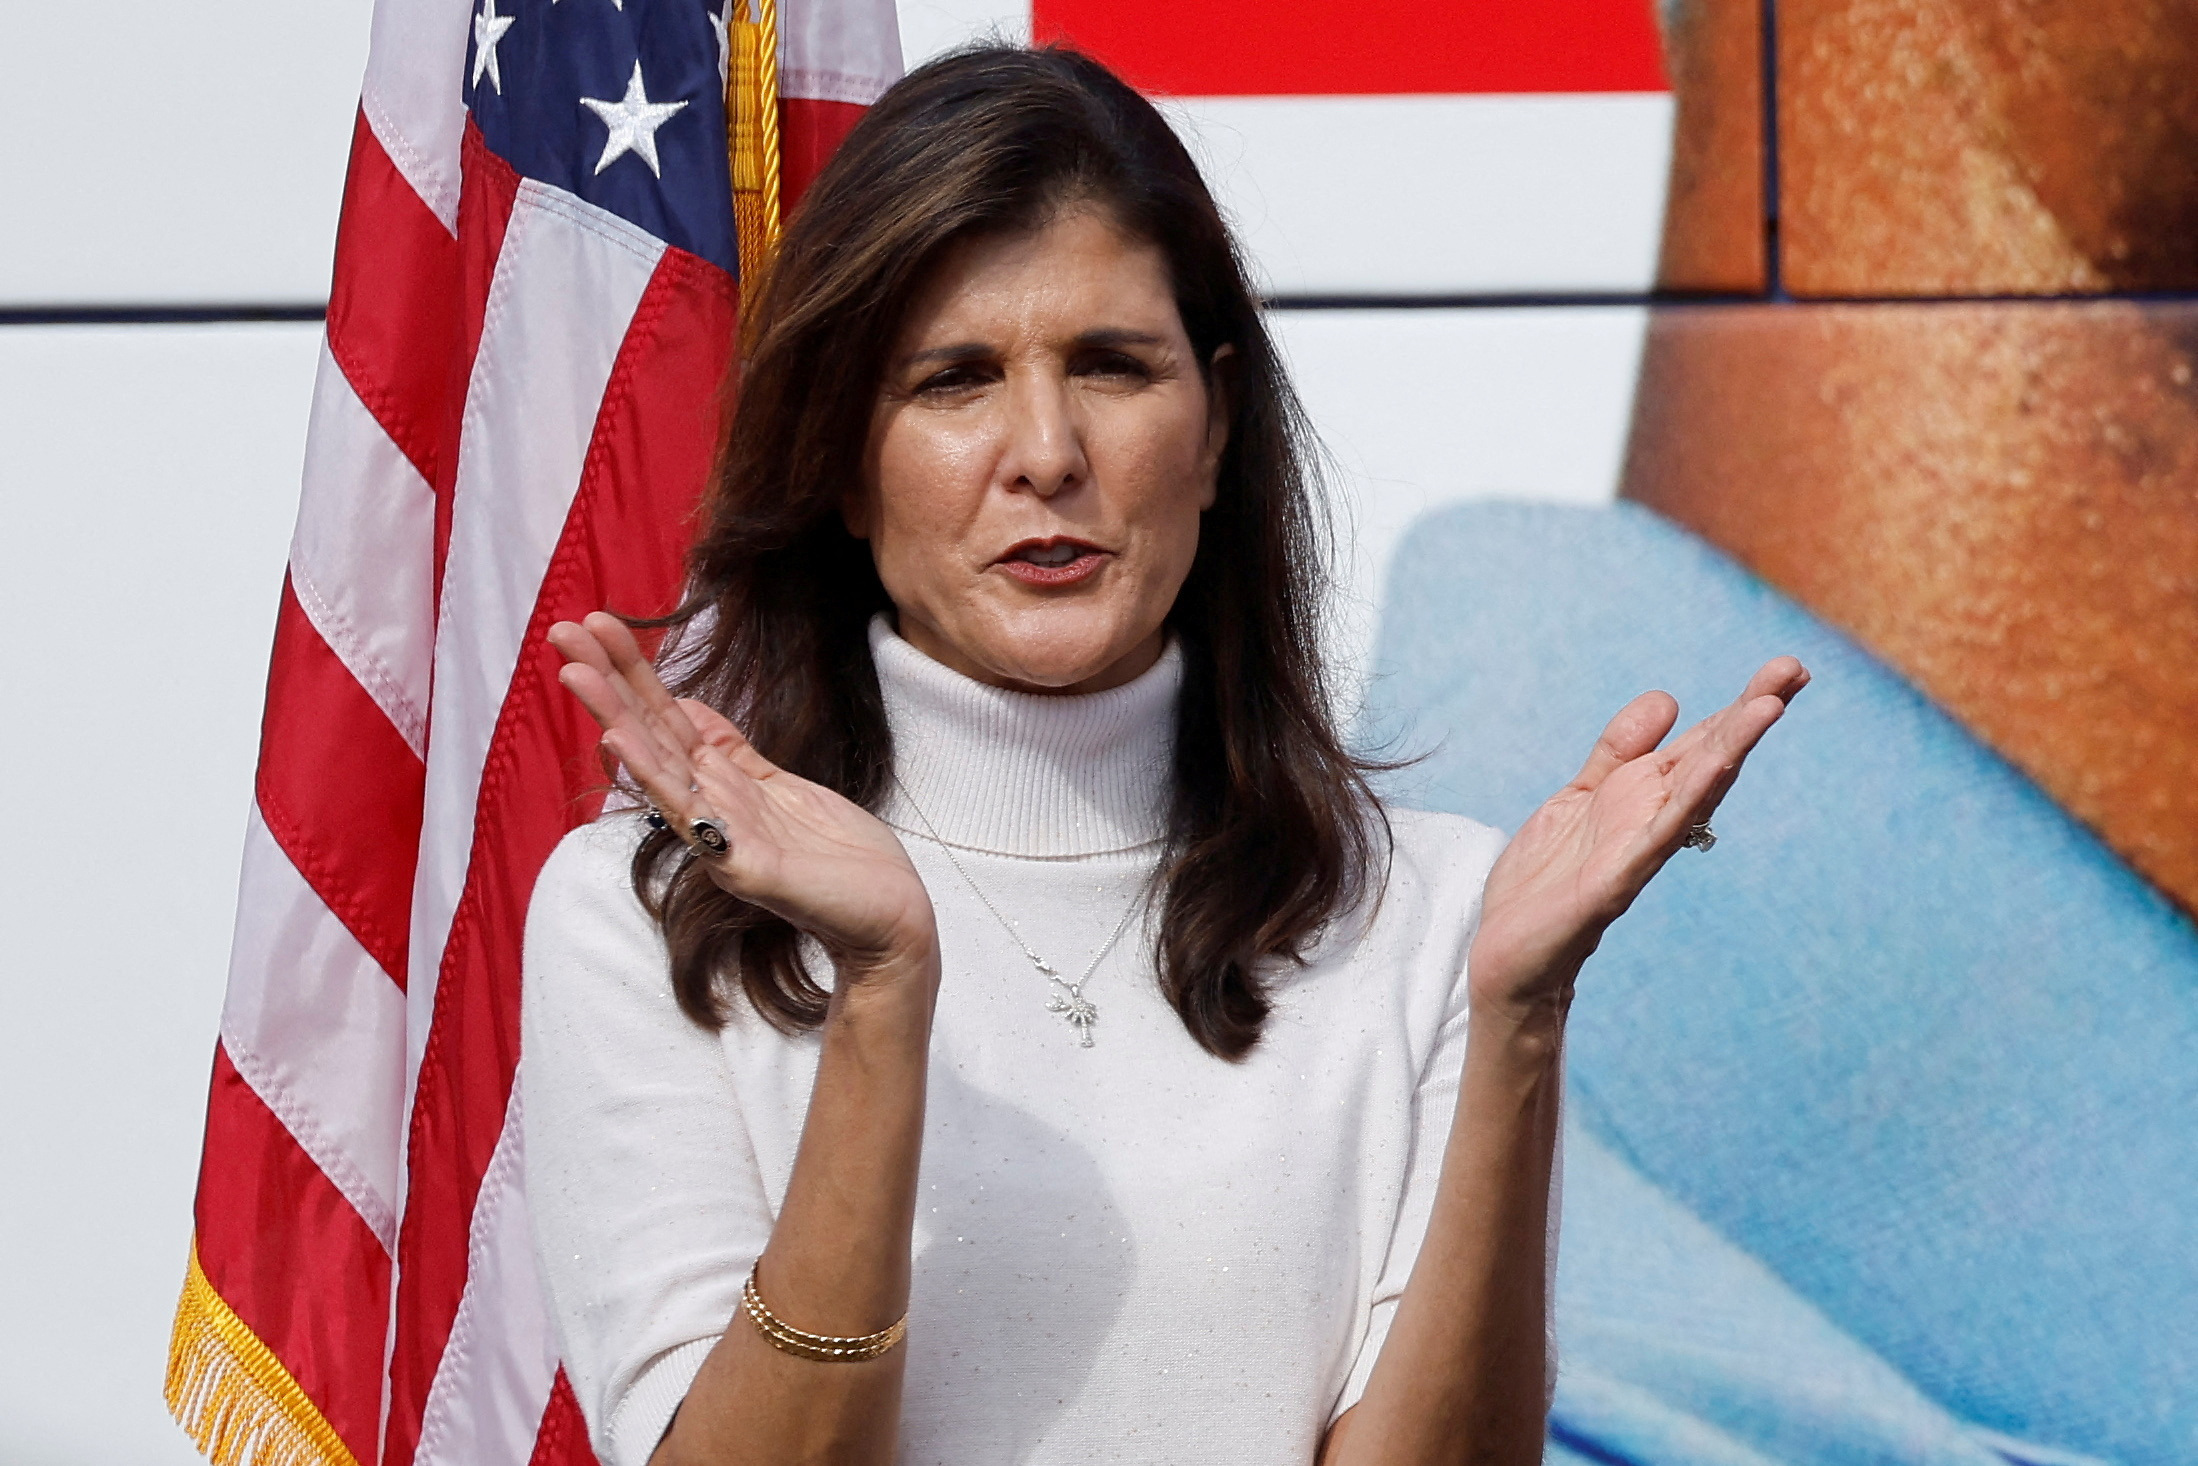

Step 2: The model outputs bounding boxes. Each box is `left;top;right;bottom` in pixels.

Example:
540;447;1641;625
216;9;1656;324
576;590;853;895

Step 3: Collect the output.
406;181;666;1102
222;807;407;1250
784;0;903;105
361;0;472;231
412;1091;562;1466
1167;93;1675;295
291;339;437;756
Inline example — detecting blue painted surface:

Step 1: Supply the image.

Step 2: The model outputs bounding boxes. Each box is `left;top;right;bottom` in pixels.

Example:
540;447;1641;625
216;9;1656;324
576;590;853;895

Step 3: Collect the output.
1362;501;2198;1466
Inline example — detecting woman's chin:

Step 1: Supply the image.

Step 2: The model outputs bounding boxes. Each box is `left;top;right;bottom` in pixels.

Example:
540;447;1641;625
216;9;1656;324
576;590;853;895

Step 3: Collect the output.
955;610;1162;695
983;646;1145;694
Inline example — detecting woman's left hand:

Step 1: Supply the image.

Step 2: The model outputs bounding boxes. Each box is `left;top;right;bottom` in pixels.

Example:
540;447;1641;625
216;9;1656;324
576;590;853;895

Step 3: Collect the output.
1468;657;1809;1020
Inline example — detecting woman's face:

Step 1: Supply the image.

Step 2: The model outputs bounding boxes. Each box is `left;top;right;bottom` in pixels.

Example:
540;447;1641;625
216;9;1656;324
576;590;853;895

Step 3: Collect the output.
852;203;1228;694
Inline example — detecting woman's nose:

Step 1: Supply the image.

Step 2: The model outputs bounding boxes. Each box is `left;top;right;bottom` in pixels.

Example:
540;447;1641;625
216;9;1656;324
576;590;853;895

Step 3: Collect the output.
998;372;1089;499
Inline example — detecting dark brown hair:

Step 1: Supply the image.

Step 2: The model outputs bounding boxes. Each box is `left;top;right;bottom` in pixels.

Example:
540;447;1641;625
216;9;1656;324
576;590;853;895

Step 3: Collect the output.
636;43;1385;1060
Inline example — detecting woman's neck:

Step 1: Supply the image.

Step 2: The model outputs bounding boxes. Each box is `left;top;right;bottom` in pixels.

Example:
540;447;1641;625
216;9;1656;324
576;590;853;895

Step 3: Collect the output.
869;615;1179;859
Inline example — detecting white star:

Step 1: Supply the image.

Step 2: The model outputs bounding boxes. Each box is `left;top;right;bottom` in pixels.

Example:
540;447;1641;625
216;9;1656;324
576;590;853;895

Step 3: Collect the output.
471;0;517;96
579;61;689;178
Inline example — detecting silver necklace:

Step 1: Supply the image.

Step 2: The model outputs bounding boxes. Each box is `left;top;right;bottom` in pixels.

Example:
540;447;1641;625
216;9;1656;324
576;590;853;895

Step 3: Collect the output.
892;780;1146;1048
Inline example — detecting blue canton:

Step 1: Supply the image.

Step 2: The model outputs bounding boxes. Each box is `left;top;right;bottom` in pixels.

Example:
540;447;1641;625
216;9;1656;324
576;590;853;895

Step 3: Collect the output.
466;0;738;277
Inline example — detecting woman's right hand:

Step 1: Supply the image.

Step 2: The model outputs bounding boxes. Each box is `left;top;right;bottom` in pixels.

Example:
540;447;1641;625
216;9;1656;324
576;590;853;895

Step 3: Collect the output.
548;612;937;976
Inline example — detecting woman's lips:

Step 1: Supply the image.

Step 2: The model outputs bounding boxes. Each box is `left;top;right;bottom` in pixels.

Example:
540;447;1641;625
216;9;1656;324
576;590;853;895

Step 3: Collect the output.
994;538;1109;587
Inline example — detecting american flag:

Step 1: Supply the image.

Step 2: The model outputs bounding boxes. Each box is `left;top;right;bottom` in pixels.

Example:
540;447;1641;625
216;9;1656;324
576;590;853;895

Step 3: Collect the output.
166;1;898;1462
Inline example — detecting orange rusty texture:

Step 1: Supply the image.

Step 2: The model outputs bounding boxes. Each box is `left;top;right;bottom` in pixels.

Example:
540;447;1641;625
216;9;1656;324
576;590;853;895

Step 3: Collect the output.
1655;0;1767;293
1622;300;2198;917
1777;0;2198;295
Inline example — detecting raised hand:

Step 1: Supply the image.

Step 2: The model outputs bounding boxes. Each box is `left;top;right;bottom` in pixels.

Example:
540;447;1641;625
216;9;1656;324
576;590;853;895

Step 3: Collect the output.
548;613;937;973
1468;657;1809;1017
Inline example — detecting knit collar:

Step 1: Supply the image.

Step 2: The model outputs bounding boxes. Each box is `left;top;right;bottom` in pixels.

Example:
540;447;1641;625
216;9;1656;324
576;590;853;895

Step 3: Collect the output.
870;614;1179;858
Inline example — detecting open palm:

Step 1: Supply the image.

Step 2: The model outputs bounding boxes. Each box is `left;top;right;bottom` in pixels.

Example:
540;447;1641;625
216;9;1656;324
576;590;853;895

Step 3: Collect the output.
1469;657;1808;1013
549;613;936;967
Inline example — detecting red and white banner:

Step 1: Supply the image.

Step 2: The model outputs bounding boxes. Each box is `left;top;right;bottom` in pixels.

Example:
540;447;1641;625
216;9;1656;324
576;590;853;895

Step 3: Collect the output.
1030;0;1676;296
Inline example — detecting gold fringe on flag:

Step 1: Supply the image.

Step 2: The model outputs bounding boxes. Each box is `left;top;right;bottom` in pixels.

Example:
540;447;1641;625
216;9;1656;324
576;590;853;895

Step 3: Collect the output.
165;1238;360;1466
729;0;785;284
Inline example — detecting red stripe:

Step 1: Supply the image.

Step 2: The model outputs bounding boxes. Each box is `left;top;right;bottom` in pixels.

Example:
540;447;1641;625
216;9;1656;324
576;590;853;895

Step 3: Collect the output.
1034;0;1670;95
384;247;738;1466
328;110;465;491
779;97;868;215
195;1044;391;1465
527;1370;599;1466
258;576;425;988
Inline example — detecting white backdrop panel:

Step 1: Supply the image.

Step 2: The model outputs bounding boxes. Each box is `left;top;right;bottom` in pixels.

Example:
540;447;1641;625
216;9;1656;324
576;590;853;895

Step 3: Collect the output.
1271;306;1644;702
0;5;371;305
900;0;1032;64
0;324;322;1465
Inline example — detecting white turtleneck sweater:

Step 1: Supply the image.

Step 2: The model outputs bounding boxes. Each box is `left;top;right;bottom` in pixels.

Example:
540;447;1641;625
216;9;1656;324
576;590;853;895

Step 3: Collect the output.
521;620;1507;1465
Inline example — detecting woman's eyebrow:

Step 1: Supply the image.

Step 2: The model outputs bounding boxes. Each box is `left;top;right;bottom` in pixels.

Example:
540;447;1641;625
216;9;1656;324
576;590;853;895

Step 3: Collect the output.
1074;328;1168;350
897;328;1167;371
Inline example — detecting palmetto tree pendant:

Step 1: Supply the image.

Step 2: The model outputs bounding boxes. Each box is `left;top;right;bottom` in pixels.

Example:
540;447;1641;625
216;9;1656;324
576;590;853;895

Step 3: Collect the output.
1045;978;1099;1047
894;778;1136;1053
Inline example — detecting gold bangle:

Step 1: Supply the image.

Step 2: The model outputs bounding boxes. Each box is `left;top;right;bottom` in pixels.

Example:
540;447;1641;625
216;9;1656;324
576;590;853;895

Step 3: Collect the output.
741;1265;907;1363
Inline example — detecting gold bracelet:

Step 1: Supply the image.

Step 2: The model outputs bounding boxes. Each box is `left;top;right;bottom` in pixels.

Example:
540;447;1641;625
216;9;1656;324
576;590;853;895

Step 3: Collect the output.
741;1265;907;1363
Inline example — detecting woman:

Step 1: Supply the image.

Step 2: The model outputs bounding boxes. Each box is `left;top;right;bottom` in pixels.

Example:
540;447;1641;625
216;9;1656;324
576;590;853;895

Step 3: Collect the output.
526;45;1803;1466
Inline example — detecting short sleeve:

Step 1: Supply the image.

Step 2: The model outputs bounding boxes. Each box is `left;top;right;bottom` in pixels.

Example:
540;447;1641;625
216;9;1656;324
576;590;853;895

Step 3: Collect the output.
1331;1000;1475;1419
521;817;775;1466
1331;813;1508;1420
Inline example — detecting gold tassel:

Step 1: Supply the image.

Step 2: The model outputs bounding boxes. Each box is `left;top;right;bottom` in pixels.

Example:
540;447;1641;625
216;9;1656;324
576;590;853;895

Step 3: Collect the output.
165;1238;360;1466
728;0;785;284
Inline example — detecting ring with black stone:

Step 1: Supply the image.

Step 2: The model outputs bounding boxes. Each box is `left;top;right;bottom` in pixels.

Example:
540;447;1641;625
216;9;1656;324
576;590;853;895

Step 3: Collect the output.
688;816;732;858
